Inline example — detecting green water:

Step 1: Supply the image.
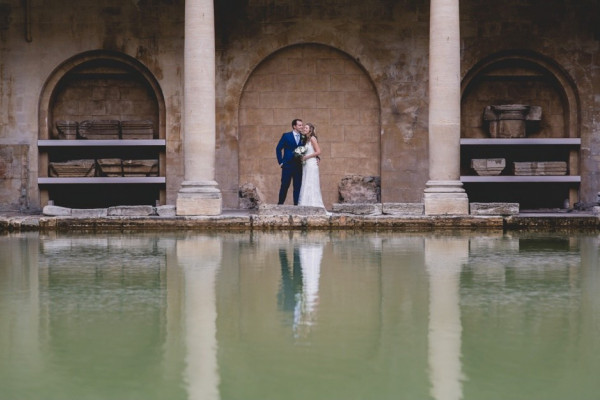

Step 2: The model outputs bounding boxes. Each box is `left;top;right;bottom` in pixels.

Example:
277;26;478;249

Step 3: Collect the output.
1;231;599;400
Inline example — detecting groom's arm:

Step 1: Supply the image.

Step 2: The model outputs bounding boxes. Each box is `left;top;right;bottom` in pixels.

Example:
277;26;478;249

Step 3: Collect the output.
276;134;286;166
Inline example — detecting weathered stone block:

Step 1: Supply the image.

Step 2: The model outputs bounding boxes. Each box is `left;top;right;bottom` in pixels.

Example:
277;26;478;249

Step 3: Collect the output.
156;205;176;217
382;203;424;215
107;205;154;216
43;205;72;216
471;158;506;176
338;175;381;203
239;182;264;209
71;208;108;217
332;203;382;215
470;202;519;215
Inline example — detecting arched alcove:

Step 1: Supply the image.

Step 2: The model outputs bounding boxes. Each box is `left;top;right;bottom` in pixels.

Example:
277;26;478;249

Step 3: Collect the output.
460;51;581;209
238;43;381;209
38;51;167;208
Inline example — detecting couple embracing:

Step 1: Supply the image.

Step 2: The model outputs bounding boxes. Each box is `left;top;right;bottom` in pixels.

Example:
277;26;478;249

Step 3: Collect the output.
276;119;325;209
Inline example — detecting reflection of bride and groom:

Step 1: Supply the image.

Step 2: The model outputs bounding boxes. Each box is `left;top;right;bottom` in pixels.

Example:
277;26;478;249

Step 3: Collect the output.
277;241;324;337
276;119;325;209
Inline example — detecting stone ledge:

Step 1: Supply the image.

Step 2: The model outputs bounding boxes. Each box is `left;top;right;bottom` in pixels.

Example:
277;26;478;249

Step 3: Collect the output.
382;203;424;215
258;204;328;216
470;202;519;216
108;205;155;216
332;203;382;215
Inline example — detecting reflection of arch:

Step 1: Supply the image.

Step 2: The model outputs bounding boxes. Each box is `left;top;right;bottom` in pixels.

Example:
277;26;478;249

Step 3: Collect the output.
38;50;166;140
238;43;381;208
461;50;580;138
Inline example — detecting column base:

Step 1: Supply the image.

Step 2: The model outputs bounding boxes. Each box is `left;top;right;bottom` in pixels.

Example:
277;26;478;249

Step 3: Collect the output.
423;180;469;215
176;180;222;216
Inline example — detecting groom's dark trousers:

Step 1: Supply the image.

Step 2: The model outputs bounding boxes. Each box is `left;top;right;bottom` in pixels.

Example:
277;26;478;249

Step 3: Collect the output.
276;131;303;205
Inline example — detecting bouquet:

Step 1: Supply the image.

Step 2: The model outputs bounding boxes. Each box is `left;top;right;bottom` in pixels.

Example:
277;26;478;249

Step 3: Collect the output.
294;145;307;165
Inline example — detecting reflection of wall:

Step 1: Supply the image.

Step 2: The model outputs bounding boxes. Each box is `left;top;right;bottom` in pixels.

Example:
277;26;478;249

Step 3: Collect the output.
0;234;41;389
461;234;598;399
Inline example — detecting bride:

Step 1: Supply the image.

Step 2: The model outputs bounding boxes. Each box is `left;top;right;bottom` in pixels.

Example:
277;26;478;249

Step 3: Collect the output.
298;123;325;209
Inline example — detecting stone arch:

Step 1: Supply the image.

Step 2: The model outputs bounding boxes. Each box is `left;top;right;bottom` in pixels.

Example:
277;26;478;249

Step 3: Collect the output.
238;43;381;208
461;50;580;138
38;50;166;140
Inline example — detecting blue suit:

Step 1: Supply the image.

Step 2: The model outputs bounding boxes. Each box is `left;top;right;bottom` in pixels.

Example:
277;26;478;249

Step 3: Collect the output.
276;131;303;205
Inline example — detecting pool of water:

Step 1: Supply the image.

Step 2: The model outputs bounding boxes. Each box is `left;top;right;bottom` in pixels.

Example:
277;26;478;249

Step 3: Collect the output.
1;231;599;400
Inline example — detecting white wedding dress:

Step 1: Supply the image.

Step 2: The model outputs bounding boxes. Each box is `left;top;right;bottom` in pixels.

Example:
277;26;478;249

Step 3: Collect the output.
298;140;325;208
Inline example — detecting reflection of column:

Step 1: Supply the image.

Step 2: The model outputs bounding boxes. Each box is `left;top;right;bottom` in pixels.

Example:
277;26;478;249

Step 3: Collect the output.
425;237;467;400
177;236;222;400
424;0;468;215
176;0;222;215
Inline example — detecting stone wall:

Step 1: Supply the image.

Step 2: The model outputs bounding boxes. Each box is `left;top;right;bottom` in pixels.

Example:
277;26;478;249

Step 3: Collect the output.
0;0;184;210
0;145;28;211
0;0;598;210
215;0;430;208
238;44;380;209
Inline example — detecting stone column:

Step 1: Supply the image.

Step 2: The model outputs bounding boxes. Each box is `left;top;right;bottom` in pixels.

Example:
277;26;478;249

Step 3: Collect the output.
176;0;222;215
424;0;469;215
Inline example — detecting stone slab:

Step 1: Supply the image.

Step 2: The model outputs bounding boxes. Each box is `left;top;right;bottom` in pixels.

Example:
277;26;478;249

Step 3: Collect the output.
332;203;382;215
382;203;424;215
176;198;222;216
71;208;108;217
470;202;519;216
43;205;72;216
258;204;327;216
156;205;177;217
108;205;154;216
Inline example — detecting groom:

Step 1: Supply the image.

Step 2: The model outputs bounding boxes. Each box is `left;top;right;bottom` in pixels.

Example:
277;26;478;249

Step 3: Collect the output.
276;119;304;205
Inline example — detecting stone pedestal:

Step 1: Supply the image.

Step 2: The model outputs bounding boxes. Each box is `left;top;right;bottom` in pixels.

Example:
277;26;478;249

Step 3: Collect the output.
176;181;222;216
424;181;469;215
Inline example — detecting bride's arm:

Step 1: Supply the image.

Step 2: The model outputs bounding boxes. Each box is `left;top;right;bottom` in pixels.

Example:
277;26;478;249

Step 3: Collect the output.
304;137;321;160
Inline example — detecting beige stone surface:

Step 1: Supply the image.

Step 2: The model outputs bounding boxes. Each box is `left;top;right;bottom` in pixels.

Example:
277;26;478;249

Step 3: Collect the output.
237;44;380;210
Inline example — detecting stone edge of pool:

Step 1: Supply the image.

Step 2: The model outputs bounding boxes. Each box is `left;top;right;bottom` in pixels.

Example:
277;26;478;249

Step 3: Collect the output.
2;211;600;232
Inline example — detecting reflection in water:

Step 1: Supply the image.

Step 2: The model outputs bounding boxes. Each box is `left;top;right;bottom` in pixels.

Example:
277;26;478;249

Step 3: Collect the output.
1;232;599;400
295;243;324;337
177;237;222;400
426;238;468;400
277;241;324;338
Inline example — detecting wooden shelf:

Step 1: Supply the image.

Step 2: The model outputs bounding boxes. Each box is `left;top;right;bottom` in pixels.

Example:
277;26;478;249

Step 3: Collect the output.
39;177;166;184
461;176;581;183
38;139;166;147
460;138;580;145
